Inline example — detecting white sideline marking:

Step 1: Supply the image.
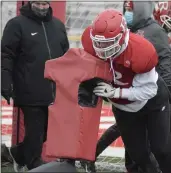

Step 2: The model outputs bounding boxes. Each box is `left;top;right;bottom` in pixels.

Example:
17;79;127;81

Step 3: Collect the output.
1;119;12;125
2;135;11;147
1;111;13;116
99;124;114;129
101;110;105;114
101;146;125;158
100;116;115;122
1;119;114;128
1;118;115;127
2;107;13;111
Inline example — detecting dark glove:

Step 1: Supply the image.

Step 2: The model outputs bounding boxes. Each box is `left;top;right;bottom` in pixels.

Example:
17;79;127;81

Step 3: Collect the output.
1;70;13;105
1;85;13;105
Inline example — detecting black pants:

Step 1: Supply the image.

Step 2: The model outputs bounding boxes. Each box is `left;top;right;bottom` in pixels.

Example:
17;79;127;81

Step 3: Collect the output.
96;116;171;173
170;104;171;132
96;77;171;172
12;106;48;169
114;98;170;172
96;123;120;158
96;124;137;170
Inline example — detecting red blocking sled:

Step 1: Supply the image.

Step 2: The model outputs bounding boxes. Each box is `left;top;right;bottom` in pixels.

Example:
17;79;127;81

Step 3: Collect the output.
12;48;112;161
44;48;112;161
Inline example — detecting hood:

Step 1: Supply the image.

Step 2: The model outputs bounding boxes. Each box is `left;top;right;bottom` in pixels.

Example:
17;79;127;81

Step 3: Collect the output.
124;1;155;31
20;2;52;23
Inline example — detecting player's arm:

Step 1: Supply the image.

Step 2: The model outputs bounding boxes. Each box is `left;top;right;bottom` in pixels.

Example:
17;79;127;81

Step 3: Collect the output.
93;52;159;102
121;68;158;101
93;68;158;101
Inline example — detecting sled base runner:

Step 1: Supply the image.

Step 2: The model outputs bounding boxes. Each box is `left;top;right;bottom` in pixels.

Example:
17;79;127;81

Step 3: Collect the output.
28;161;78;172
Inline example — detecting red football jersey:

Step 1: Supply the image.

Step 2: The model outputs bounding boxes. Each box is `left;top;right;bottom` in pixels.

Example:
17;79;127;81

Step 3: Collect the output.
81;28;158;105
110;33;158;104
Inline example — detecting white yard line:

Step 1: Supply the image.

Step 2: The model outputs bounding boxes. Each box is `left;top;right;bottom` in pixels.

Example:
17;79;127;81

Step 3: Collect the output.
1;118;12;125
1;106;13;111
99;124;114;129
100;116;115;122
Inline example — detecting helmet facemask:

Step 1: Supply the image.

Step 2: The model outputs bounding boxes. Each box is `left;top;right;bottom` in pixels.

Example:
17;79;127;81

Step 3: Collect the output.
90;31;122;60
161;15;171;32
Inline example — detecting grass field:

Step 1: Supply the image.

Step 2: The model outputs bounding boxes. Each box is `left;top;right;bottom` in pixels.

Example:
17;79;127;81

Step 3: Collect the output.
2;164;14;173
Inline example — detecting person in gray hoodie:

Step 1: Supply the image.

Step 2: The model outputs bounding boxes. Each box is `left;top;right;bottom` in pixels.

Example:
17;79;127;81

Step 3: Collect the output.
124;2;171;172
80;1;171;173
124;1;171;93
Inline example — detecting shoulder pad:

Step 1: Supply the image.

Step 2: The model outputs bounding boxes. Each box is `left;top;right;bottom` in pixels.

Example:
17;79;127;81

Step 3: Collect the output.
131;35;158;73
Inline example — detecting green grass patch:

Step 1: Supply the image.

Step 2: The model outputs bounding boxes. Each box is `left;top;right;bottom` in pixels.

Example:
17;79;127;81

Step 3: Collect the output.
1;164;14;173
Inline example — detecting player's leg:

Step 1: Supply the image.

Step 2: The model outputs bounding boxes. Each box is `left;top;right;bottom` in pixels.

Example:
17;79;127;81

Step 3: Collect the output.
125;149;139;172
162;133;171;173
147;101;170;173
96;123;120;157
96;120;138;173
170;103;171;132
113;106;162;173
81;120;121;172
145;75;171;173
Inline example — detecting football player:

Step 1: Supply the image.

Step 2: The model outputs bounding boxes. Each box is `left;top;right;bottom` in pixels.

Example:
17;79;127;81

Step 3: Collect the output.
81;9;170;173
83;1;171;173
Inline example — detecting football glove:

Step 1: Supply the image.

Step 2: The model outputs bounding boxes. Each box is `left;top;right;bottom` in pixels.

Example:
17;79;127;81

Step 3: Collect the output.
93;82;121;99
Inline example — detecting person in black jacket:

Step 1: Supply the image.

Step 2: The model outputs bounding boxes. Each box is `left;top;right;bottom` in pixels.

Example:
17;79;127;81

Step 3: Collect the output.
80;1;171;173
1;1;69;171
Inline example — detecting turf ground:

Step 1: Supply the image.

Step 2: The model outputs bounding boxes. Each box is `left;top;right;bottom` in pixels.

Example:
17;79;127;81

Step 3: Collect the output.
1;165;125;173
1;157;125;172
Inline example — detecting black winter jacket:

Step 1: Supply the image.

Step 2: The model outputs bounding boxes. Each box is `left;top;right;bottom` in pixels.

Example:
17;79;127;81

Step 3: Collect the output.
1;3;69;106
